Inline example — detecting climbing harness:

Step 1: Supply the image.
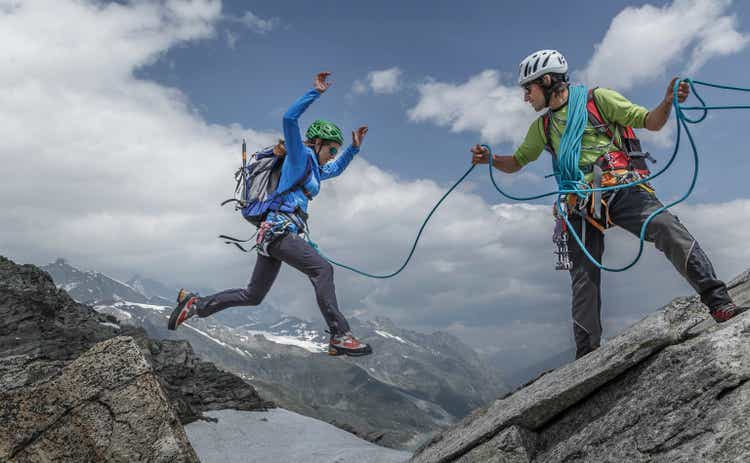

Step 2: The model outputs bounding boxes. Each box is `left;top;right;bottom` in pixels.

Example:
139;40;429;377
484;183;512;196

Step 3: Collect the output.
255;211;309;256
542;87;657;269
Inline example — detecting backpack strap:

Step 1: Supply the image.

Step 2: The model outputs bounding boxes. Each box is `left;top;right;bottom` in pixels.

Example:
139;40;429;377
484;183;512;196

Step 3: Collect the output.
272;155;315;211
587;90;643;153
586;87;617;141
218;233;257;252
618;123;642;153
586;87;644;155
295;156;314;200
586;88;652;162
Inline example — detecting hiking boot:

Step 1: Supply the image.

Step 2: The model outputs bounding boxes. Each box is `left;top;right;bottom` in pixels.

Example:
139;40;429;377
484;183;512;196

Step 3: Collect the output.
710;302;750;323
168;289;199;330
328;332;373;357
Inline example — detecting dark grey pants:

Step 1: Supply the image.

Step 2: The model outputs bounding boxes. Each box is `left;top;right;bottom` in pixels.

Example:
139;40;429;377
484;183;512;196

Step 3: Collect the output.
568;186;731;358
196;233;351;335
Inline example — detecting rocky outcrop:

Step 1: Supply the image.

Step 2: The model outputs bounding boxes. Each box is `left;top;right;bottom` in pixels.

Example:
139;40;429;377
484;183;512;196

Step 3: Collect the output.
0;256;272;461
141;337;272;424
412;271;750;462
2;336;199;462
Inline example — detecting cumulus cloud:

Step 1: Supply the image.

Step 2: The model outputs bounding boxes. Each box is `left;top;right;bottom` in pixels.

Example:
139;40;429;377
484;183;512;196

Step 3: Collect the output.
407;70;536;145
674;199;750;269
352;67;403;95
636;120;677;149
287;163;566;332
580;0;749;89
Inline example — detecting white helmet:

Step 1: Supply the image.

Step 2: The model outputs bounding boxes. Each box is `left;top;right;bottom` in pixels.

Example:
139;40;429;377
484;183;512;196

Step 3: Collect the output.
518;50;568;86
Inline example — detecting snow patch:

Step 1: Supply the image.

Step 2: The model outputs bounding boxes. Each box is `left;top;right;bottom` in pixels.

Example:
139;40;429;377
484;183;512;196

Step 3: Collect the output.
93;306;133;320
116;301;170;311
269;318;290;329
106;274;141;293
61;282;80;291
184;325;251;358
99;322;120;330
375;330;408;344
244;330;327;353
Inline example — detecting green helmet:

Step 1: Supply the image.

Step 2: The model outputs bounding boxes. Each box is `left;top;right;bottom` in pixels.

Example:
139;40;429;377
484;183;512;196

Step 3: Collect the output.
306;119;344;145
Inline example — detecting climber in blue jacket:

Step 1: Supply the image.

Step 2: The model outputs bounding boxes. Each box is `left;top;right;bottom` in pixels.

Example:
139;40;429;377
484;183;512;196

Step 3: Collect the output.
169;72;372;357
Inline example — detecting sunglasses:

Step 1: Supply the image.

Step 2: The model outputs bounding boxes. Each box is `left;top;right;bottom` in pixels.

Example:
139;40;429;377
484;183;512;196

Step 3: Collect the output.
328;146;338;155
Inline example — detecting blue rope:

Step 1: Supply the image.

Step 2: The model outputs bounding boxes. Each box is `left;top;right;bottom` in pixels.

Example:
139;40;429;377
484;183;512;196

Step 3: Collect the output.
307;78;746;277
305;164;476;279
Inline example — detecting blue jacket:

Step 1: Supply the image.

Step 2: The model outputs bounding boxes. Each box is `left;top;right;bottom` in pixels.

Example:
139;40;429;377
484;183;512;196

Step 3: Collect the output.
276;88;359;216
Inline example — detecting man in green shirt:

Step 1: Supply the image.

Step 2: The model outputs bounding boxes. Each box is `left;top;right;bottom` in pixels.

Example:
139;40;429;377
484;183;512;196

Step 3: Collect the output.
472;49;748;359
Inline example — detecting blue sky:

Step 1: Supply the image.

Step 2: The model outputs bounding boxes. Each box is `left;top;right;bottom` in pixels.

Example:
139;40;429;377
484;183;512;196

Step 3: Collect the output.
3;0;750;372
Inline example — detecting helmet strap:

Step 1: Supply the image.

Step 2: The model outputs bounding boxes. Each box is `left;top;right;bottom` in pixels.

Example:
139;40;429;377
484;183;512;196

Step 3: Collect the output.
541;74;569;108
313;139;323;156
543;87;554;107
538;75;554;107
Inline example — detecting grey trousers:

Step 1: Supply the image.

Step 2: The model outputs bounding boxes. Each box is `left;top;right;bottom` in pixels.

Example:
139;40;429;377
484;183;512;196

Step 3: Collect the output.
568;186;731;358
196;233;351;335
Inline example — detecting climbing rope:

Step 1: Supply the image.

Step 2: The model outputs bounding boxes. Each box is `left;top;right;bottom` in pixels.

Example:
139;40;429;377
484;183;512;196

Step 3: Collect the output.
307;78;747;277
305;164;476;279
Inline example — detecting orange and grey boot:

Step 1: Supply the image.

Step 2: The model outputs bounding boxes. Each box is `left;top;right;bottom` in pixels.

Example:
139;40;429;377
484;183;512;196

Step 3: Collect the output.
168;289;200;330
329;332;373;357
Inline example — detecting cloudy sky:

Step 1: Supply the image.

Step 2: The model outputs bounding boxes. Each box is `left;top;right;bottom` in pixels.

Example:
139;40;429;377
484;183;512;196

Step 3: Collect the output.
3;0;750;370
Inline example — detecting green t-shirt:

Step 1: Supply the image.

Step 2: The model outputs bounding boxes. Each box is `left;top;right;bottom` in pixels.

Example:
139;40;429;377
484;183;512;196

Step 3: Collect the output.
513;88;650;169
